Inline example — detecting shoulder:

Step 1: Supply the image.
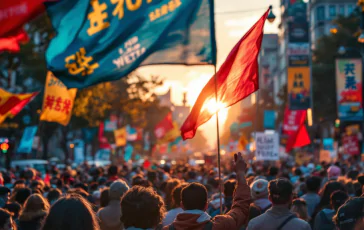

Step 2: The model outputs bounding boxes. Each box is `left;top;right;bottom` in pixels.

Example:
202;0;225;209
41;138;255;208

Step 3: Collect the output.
292;217;311;227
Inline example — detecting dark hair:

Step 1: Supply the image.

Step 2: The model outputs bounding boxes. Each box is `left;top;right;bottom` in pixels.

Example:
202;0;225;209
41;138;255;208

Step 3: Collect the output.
0;208;15;230
164;179;181;210
42;194;100;230
100;188;109;208
89;182;98;192
147;170;157;183
121;186;165;229
172;184;187;208
330;190;349;211
14;188;31;206
67;188;89;199
224;179;236;197
108;165;118;177
47;189;62;204
268;166;279;176
74;183;88;193
4;202;21;219
306;176;321;193
318;181;347;211
181;183;207;210
187;171;197;180
294;168;302;176
268;178;293;205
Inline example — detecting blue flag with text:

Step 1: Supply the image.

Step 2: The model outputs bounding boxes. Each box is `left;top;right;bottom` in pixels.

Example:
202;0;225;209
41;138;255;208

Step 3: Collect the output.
45;0;216;89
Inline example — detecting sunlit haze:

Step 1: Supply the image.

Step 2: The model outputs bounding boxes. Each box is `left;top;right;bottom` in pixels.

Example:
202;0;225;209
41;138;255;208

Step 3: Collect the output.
139;0;280;147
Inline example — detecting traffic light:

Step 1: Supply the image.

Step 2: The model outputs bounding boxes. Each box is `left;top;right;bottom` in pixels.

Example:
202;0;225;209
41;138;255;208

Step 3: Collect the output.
335;119;340;128
0;143;9;153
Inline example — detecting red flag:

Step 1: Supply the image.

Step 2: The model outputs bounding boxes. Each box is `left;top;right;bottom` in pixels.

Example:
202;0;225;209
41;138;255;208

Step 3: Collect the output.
181;9;269;140
98;122;111;149
0;0;45;37
0;29;29;53
154;113;174;139
0;88;38;124
283;108;311;152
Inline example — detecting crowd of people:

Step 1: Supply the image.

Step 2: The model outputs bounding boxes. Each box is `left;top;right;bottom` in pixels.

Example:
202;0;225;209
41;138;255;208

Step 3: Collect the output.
0;153;363;230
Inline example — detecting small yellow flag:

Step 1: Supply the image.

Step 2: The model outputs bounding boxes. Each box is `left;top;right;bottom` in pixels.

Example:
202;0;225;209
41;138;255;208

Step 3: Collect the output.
40;71;77;126
114;127;127;147
158;122;180;144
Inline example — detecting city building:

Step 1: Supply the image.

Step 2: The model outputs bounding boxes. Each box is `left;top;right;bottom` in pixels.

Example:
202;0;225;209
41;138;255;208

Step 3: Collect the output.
157;89;190;126
308;0;357;47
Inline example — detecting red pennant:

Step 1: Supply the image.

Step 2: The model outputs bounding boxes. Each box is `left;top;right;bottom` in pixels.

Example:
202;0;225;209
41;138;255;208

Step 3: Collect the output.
181;8;269;140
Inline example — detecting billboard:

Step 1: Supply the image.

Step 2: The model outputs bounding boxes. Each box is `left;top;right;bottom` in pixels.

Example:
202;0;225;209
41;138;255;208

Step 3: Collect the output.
336;59;363;121
288;22;309;43
288;67;311;110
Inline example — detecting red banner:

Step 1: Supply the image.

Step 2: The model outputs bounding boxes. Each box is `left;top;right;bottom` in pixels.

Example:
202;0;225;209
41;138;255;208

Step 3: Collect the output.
342;135;360;155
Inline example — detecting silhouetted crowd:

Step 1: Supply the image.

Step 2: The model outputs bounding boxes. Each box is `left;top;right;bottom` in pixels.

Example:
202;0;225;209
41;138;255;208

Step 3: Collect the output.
0;154;363;230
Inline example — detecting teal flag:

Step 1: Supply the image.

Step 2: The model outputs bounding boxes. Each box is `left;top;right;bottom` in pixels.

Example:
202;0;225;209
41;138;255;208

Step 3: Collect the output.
45;0;216;89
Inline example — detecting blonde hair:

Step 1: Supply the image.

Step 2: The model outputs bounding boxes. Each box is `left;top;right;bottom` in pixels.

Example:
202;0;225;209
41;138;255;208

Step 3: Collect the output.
291;199;310;222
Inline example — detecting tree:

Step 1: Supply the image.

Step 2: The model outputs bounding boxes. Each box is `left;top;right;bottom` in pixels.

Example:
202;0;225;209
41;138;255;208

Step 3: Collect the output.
312;14;360;122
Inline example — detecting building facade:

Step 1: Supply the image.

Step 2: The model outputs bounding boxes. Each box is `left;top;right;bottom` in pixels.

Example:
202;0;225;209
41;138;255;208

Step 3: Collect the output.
309;0;357;47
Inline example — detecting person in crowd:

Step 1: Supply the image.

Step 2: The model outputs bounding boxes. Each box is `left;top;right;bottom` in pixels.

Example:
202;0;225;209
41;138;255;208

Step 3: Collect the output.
249;179;271;216
99;188;109;208
334;197;364;230
301;176;321;217
165;152;250;230
314;190;348;230
4;202;21;223
0;208;17;230
162;184;186;227
164;179;181;210
46;189;61;205
13;189;31;207
97;180;129;230
41;194;100;230
18;194;49;230
121;186;166;230
327;165;341;181
290;167;303;185
247;178;311;230
0;187;10;209
266;166;278;181
291;199;310;222
223;179;236;213
107;166;119;182
312;181;347;218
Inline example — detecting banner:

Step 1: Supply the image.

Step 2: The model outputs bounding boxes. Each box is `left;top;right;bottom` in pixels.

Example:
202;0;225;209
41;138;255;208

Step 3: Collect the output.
336;59;363;121
158;122;179;143
342;135;360;155
40;71;77;125
45;0;215;89
263;110;275;129
124;144;133;161
114;127;126;147
323;138;337;159
255;132;279;161
104;119;117;131
0;88;38;124
18;126;37;153
288;67;311;110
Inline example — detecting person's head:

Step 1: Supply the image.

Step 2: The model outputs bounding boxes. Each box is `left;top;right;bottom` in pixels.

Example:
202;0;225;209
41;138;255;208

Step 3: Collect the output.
334;197;364;230
3;202;21;219
187;171;197;180
21;194;50;214
291;199;309;221
121;186;165;229
181;183;208;211
147;170;158;183
109;180;129;201
100;188;109;208
327;165;341;180
268;178;293;206
0;208;16;230
172;184;187;209
319;181;347;208
107;165;118;177
14;188;31;206
74;183;88;193
293;167;302;177
250;179;269;200
0;187;10;206
330;190;349;211
67;188;89;199
224;179;236;197
42;194;100;230
305;176;321;193
164;179;181;209
268;166;279;177
47;188;62;205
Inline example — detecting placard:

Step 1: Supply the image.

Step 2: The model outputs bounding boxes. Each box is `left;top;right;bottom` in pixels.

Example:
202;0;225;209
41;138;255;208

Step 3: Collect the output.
255;132;279;161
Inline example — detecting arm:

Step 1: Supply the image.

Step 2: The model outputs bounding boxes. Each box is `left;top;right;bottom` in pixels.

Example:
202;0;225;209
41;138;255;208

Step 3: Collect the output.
212;153;251;229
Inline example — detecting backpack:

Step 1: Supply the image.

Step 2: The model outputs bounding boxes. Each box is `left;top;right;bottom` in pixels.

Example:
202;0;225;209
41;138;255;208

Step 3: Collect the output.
168;220;213;230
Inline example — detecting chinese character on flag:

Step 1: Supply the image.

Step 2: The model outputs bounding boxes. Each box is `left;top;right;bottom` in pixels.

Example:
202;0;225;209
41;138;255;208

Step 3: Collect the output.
40;71;77;126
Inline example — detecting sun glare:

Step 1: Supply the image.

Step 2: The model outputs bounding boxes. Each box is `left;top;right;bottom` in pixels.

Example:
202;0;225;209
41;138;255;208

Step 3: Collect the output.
203;99;228;123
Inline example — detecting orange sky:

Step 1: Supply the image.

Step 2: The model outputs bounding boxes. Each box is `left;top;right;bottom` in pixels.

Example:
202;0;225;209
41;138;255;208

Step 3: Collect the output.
139;0;280;147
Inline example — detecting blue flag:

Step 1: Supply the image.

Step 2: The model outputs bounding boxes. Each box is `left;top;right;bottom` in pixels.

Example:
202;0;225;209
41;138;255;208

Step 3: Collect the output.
45;0;216;89
18;126;38;154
